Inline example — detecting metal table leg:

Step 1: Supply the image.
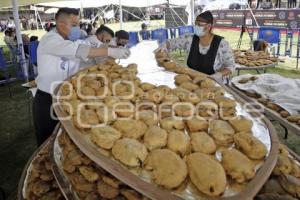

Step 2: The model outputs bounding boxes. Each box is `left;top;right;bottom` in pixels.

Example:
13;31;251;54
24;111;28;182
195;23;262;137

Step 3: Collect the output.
27;90;33;129
280;123;289;139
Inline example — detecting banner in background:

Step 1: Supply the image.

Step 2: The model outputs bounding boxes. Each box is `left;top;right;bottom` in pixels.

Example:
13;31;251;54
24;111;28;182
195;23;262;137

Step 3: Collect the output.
211;9;300;29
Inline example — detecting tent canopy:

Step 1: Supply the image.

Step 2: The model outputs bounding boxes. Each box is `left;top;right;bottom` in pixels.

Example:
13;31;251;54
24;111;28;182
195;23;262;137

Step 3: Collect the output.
0;0;191;9
0;0;67;8
38;0;165;8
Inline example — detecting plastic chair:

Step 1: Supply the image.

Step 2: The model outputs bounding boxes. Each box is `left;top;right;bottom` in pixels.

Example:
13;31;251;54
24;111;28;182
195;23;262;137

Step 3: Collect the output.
0;47;12;96
178;25;194;36
151;28;168;44
257;27;281;55
127;32;139;48
28;41;39;77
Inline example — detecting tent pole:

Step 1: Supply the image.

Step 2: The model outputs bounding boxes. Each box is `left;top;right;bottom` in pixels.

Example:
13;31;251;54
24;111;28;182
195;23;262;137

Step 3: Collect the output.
80;0;84;20
12;0;28;82
36;8;44;30
35;6;39;30
119;0;123;30
147;0;150;25
191;0;195;25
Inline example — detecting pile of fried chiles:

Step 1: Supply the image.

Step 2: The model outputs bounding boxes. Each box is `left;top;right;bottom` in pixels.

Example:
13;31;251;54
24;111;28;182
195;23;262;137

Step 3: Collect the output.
52;51;299;198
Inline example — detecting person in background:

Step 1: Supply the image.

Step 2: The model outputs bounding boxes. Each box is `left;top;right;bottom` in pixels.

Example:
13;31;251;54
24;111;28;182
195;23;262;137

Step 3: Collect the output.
30;36;38;42
86;23;93;35
292;0;296;7
7;17;15;28
80;25;115;67
79;22;88;39
156;11;235;81
90;21;98;35
22;34;30;56
139;23;150;40
85;25;114;47
288;0;292;7
275;0;281;8
45;23;56;32
3;29;16;61
33;7;130;146
110;30;129;47
3;29;12;46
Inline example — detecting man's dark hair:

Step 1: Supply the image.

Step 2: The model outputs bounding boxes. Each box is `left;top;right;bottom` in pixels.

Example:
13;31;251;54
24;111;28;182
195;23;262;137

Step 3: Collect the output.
4;29;11;36
198;11;214;24
30;36;38;42
141;23;147;30
96;25;114;37
55;7;79;20
115;30;129;40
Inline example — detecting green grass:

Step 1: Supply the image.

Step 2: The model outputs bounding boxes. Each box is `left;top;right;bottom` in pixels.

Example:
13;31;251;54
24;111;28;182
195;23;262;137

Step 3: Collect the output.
0;81;36;200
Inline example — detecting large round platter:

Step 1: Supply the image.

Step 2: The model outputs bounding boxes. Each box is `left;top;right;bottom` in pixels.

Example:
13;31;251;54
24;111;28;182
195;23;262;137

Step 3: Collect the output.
53;41;279;200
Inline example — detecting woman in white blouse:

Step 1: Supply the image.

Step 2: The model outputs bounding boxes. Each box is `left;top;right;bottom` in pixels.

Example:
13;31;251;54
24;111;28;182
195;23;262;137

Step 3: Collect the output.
158;11;235;81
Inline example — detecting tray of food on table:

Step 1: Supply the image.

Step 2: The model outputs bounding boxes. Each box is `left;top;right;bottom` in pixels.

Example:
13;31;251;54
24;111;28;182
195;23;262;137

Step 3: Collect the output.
51;41;280;200
233;50;278;69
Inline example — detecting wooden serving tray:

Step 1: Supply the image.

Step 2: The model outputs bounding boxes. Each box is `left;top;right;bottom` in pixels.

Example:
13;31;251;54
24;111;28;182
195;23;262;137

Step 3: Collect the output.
53;41;279;199
17;124;66;200
49;124;80;200
229;83;300;137
53;77;279;200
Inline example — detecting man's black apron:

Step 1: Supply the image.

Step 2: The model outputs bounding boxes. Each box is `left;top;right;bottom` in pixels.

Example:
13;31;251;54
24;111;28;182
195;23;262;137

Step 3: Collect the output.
187;35;223;75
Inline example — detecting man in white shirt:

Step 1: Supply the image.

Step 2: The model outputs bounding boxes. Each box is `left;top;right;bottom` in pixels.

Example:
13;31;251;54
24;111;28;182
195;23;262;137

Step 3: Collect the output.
81;25;114;67
33;7;130;146
85;25;114;48
109;30;129;47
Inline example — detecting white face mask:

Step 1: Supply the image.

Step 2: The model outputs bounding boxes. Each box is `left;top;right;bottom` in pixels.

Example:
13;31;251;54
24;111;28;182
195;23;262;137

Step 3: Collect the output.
194;25;205;37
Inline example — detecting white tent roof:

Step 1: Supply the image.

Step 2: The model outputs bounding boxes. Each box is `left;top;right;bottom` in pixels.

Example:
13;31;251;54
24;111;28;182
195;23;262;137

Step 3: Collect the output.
1;0;191;8
0;0;67;8
38;0;165;8
203;0;247;11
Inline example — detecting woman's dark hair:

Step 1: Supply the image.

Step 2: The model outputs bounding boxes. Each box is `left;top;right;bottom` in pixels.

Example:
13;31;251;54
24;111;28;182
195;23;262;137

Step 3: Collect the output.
55;7;79;20
96;25;114;37
198;11;214;24
197;11;214;32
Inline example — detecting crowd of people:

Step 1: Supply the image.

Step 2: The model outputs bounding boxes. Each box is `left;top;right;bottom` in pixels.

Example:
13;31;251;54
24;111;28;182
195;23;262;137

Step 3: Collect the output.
250;0;299;9
2;17;144;63
3;28;39;61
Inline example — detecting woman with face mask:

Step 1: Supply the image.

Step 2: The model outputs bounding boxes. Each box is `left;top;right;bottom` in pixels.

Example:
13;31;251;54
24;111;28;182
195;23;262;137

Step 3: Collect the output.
157;11;235;81
109;30;130;47
33;8;131;146
80;25;115;67
85;25;115;48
